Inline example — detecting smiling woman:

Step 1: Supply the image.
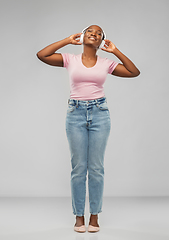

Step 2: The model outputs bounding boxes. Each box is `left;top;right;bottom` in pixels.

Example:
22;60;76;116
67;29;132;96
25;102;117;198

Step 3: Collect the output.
36;24;140;233
81;26;106;51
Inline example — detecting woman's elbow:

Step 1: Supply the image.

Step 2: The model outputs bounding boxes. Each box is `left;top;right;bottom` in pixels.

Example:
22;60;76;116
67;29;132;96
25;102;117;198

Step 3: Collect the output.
36;52;40;57
36;52;43;60
136;69;141;77
36;51;41;56
133;69;140;77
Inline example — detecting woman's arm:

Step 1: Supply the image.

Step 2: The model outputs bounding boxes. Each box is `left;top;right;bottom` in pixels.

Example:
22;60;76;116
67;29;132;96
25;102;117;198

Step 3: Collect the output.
101;39;140;77
36;33;82;67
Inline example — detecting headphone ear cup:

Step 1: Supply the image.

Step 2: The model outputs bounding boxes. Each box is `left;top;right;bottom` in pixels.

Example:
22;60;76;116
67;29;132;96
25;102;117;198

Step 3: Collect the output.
99;40;105;49
80;33;84;43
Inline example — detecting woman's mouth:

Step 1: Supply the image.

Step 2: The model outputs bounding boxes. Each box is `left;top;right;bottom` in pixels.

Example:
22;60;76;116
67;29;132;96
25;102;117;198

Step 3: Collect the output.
88;37;96;41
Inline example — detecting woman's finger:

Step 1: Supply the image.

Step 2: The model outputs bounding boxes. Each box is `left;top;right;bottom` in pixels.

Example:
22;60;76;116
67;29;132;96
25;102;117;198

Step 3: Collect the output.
74;39;82;45
75;33;82;38
101;47;107;51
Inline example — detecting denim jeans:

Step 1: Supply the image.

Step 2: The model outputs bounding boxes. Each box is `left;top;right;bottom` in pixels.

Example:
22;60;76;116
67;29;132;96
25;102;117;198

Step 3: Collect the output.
65;97;111;216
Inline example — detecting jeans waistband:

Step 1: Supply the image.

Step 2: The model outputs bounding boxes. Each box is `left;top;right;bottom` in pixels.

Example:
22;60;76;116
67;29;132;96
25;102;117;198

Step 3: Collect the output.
68;97;107;106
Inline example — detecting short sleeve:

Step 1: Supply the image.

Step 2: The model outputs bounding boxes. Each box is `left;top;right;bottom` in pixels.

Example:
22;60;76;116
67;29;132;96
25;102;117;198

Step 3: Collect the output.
106;58;119;74
61;53;71;68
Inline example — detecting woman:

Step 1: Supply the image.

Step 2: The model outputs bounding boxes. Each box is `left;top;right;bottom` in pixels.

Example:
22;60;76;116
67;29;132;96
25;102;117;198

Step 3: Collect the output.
36;25;140;233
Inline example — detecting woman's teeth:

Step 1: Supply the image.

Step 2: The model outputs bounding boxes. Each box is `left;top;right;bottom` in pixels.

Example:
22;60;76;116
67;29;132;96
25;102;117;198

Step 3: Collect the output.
89;37;96;40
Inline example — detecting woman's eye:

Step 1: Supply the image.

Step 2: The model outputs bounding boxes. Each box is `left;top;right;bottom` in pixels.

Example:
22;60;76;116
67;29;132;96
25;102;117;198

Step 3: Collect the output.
86;29;102;36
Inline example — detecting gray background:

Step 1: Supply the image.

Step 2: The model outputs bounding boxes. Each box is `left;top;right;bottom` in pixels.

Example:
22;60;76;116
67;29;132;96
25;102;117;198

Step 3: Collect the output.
0;0;168;197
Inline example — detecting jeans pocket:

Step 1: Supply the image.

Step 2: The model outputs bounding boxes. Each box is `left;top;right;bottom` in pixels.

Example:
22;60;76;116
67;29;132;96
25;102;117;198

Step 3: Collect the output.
67;103;76;113
97;101;109;111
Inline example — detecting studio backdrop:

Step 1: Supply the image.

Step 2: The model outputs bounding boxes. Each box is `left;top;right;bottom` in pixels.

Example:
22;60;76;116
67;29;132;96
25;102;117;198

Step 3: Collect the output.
0;0;169;197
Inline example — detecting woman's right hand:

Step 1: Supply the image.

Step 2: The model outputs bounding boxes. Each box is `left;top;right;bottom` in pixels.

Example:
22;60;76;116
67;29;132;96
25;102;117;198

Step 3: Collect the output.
69;33;82;45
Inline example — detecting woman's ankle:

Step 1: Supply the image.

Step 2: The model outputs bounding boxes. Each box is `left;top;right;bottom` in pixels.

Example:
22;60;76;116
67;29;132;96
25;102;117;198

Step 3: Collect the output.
75;216;85;226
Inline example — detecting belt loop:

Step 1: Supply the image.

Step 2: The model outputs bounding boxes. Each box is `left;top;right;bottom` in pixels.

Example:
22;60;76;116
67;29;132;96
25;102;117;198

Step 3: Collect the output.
95;99;98;107
76;100;78;108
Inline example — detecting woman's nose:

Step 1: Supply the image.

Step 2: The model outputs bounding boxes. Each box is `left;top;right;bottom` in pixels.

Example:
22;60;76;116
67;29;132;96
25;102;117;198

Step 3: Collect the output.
91;32;96;36
91;33;96;37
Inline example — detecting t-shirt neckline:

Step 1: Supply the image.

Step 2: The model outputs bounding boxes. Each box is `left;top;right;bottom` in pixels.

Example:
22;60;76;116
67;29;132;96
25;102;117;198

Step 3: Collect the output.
80;53;98;69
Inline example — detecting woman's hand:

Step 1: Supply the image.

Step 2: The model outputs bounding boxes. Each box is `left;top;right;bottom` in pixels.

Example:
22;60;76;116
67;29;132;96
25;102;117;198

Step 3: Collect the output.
101;39;116;53
69;33;82;45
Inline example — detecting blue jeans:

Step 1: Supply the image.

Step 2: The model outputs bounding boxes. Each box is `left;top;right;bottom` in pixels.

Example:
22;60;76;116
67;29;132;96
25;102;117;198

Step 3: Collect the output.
65;97;111;216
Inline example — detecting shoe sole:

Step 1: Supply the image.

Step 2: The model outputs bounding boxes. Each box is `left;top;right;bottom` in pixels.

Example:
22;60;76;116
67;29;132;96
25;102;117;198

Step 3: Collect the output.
74;225;86;233
88;225;100;232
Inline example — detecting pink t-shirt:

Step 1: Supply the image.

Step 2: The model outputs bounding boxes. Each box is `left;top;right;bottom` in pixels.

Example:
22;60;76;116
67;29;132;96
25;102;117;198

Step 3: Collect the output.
61;53;118;100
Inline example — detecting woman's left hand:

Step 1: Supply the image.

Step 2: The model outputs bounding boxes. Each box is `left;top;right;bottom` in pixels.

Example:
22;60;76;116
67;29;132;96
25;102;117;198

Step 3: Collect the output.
101;39;116;53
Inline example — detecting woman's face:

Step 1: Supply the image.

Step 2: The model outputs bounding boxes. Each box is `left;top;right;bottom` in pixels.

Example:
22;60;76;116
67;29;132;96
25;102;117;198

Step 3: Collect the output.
83;25;103;49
